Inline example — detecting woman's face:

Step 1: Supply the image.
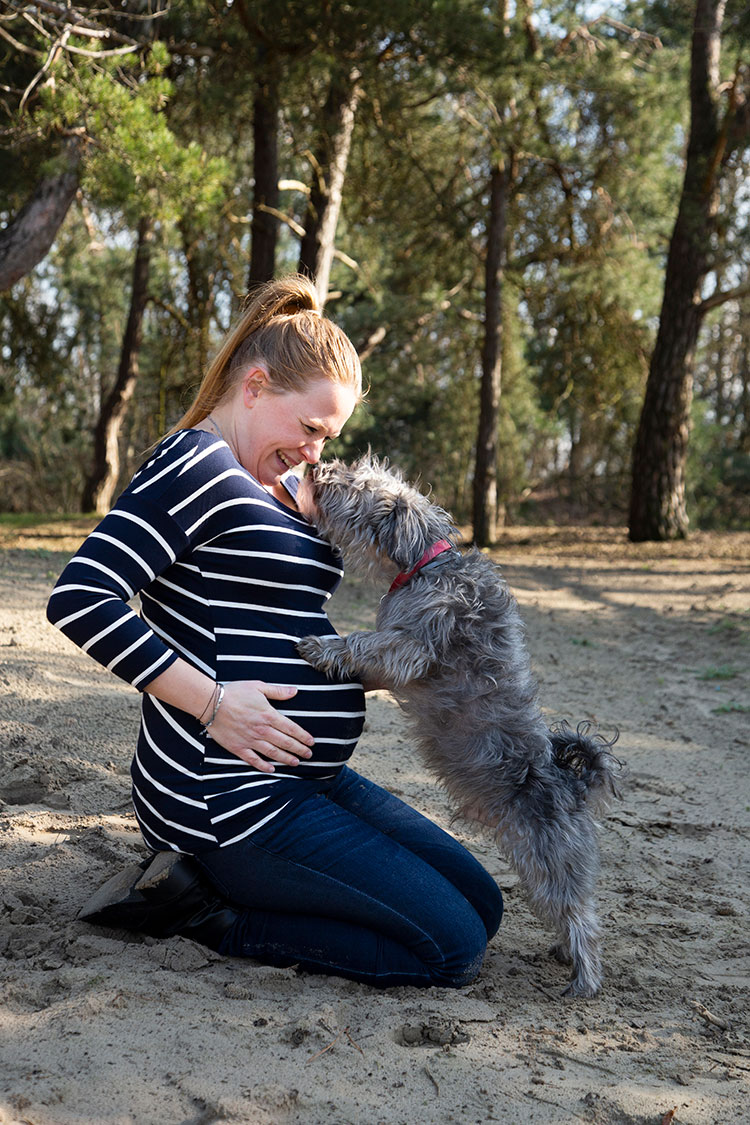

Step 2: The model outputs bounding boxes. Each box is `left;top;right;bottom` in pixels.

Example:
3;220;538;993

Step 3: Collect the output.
234;369;358;486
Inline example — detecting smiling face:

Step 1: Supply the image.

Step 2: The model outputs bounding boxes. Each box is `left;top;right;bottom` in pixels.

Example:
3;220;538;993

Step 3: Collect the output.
232;369;358;487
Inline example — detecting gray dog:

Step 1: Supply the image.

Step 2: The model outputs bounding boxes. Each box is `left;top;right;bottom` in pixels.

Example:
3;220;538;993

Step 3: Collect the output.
296;454;620;998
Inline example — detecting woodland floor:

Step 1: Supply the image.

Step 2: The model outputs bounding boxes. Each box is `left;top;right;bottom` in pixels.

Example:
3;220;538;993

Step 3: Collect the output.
0;519;748;1125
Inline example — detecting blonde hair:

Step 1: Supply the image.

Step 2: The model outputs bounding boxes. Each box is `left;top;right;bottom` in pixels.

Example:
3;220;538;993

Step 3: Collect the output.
171;275;362;433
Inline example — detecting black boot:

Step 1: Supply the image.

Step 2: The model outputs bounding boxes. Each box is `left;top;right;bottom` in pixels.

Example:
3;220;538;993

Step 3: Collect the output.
77;851;239;952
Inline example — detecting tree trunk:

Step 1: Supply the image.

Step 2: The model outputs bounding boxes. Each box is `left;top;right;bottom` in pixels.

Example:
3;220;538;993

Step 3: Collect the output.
0;140;81;292
248;64;280;288
298;69;360;306
472;158;510;546
81;216;155;514
628;0;727;541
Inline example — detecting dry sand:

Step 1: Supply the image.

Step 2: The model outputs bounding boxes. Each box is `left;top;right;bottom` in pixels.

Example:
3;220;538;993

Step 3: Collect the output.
0;520;748;1125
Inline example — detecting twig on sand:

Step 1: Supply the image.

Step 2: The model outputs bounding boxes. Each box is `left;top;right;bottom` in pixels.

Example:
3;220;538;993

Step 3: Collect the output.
538;1045;619;1077
423;1066;440;1094
530;980;559;1002
306;1025;363;1064
344;1027;364;1054
690;1000;730;1031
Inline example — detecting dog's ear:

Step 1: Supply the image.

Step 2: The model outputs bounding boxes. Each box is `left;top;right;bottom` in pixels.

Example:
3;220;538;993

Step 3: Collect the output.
376;495;432;568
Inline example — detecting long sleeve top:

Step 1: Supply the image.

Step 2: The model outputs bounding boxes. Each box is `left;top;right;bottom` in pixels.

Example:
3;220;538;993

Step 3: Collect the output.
47;429;365;852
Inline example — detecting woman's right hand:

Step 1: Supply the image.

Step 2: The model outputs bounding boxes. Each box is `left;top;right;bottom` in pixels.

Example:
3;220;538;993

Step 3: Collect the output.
206;680;315;772
145;661;314;772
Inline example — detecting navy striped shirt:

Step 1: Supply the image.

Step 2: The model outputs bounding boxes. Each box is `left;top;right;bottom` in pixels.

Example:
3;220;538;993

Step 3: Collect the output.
47;430;366;852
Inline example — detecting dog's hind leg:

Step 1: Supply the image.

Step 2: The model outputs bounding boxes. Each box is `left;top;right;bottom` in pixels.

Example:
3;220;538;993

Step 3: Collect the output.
526;886;603;998
496;817;604;998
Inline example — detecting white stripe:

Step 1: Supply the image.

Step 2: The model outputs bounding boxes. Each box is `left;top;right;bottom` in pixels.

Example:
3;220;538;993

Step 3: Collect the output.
292;683;364;692
293;760;350;768
221;800;292;846
133;816;182;850
205;777;284;799
50;595;117;630
140;614;215;677
140;717;203;781
131;431;189;485
198;547;342;576
108;509;176;562
168;468;254;517
204;756;256;767
214;627;301;641
183;497;283;537
201;570;331;598
133;747;208;809
210;794;271;823
64;556;134;599
151;575;208;605
88;531;157;581
145;697;205;754
279;709;367;719
107;631;151;673
208;599;326;619
309;737;361;746
141;591;215;641
131;444;200;493
215;654;308;665
132;650;174;688
132;782;217;842
198;521;333;550
49;582;120;599
175;439;227;478
81;613;131;653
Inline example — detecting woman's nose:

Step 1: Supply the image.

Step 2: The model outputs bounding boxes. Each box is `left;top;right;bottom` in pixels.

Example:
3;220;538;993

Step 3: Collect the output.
301;438;326;464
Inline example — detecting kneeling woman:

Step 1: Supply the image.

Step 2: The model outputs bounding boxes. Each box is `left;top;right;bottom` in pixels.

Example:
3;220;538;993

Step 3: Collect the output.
47;275;502;988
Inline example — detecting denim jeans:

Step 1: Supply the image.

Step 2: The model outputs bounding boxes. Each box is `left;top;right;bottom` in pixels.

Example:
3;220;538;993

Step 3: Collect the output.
195;766;503;989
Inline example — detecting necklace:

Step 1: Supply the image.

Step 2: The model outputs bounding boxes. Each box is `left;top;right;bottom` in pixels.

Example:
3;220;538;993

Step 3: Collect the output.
205;414;225;442
205;414;240;462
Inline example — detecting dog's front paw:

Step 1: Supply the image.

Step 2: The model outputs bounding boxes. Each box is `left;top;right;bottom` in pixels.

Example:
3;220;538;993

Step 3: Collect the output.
297;635;326;664
297;634;349;677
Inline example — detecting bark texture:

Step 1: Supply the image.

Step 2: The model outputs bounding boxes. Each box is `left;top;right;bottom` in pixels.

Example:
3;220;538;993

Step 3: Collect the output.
472;159;510;547
628;0;728;541
0;142;81;292
298;69;360;306
81;217;155;514
248;64;280;287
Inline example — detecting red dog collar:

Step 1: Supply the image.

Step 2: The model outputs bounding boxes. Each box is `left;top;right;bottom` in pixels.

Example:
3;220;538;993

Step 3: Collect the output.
389;539;455;593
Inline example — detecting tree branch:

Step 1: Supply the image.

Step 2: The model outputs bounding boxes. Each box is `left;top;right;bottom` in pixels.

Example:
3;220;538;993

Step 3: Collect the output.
698;279;750;315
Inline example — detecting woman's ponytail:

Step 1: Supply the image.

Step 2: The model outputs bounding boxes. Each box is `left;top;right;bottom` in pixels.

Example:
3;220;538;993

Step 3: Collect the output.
169;274;359;435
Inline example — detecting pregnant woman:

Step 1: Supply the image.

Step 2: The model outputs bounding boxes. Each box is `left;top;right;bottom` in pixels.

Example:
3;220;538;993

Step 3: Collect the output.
47;275;502;988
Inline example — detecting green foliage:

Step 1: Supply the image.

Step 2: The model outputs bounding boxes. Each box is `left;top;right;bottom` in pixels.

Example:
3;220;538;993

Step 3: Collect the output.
1;0;747;529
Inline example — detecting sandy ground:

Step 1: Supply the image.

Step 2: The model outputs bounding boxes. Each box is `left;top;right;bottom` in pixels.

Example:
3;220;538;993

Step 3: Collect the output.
0;519;748;1125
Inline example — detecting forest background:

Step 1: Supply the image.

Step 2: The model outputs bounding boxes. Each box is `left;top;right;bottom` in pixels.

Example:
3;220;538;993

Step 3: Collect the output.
1;0;748;543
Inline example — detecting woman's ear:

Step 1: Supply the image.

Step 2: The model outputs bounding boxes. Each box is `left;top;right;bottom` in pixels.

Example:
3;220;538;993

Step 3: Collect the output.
241;366;269;408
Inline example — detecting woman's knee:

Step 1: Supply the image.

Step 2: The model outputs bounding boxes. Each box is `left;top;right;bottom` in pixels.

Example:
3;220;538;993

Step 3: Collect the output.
425;906;493;989
482;880;504;940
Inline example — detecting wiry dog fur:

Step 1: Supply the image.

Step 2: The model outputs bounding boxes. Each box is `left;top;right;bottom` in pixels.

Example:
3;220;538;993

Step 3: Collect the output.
296;454;620;998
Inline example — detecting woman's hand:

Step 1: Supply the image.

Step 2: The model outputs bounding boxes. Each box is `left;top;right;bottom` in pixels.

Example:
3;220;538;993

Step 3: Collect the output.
206;680;314;772
145;660;314;772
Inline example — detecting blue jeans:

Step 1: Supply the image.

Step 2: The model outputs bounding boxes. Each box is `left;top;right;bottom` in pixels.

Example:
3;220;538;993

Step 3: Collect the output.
195;766;503;989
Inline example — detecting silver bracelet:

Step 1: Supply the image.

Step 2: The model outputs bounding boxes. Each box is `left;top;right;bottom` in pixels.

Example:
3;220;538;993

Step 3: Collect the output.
197;683;218;724
201;683;225;735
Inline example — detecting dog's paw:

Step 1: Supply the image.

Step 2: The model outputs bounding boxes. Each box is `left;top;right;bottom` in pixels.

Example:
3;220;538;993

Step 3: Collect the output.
548;941;572;965
297;635;348;676
297;635;325;662
562;975;601;1000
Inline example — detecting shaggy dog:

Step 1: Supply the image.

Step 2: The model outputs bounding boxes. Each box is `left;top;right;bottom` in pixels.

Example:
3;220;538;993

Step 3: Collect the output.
296;455;620;998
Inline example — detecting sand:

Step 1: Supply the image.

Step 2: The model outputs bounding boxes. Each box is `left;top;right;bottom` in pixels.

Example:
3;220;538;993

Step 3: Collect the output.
0;520;748;1125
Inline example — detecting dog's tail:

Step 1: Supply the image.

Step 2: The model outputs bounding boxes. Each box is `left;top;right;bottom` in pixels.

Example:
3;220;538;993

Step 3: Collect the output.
549;721;622;810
